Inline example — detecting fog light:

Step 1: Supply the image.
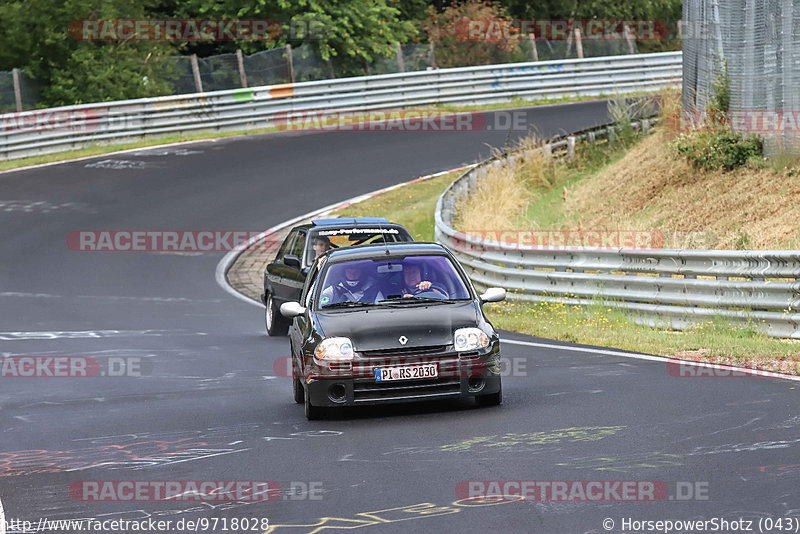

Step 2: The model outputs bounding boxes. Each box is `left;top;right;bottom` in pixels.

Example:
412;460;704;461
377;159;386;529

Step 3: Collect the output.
468;378;485;392
328;383;347;403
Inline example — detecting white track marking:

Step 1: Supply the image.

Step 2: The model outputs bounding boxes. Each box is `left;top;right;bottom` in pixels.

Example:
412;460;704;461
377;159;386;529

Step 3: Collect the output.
504;339;800;383
0;495;5;534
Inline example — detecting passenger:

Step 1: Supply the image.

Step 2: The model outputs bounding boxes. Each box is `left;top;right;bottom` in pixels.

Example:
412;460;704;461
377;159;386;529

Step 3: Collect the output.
311;236;333;268
401;263;448;298
320;263;383;305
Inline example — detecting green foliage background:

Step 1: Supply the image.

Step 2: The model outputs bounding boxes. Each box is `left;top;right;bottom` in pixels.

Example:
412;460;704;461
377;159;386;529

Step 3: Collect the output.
0;0;682;107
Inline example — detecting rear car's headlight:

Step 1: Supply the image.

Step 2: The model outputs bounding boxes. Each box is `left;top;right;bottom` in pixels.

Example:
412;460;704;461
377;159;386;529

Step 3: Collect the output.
315;337;354;360
454;328;490;351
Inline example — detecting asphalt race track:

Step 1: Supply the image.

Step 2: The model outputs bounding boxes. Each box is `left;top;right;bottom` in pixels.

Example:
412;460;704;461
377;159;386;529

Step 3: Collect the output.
1;101;798;534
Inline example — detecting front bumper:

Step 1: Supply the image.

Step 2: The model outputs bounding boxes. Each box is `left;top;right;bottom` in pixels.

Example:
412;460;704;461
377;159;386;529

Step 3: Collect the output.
305;342;501;408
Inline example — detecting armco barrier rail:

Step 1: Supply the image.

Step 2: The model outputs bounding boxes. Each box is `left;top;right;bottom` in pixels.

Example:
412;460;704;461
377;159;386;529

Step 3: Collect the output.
0;52;681;161
434;122;800;339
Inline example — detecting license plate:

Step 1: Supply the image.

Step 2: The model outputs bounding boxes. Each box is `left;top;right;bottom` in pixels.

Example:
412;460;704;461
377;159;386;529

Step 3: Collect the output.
374;363;438;382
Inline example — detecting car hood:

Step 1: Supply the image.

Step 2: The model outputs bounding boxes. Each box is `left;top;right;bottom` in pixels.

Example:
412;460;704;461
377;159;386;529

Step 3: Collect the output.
315;301;479;352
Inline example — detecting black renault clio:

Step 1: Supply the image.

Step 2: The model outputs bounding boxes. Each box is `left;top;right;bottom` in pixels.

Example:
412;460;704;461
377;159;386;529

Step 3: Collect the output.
279;242;506;419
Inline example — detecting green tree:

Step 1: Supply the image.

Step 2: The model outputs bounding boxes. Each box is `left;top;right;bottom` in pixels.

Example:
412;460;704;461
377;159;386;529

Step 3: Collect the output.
422;0;523;68
0;0;177;106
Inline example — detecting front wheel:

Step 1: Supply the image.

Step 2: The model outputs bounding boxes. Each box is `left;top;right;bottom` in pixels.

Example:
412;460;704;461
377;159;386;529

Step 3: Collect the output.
265;293;289;336
304;385;324;420
477;383;503;406
293;376;304;404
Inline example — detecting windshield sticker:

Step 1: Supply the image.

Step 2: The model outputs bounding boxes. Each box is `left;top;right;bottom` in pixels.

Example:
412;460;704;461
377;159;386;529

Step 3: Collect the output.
318;228;399;236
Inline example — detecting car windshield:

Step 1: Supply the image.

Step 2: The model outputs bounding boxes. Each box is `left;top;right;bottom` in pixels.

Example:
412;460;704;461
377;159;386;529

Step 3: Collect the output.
316;255;471;309
305;227;411;266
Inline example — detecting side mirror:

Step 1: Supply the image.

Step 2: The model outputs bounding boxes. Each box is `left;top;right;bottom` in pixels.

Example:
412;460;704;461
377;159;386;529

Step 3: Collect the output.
284;254;301;269
479;287;506;303
280;301;306;318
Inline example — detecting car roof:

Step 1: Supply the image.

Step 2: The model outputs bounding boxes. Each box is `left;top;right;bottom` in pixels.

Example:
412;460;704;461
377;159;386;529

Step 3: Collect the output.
311;217;392;227
324;242;450;263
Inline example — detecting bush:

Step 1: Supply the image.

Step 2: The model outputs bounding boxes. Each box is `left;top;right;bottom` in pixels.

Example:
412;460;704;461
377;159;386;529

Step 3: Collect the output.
672;130;763;171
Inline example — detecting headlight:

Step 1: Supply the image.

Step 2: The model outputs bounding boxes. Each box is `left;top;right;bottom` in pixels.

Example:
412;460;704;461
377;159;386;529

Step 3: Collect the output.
454;328;489;351
315;337;354;360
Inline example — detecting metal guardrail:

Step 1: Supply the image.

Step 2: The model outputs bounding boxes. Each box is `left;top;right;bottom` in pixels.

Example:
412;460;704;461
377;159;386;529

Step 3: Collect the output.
434;122;800;339
0;52;681;161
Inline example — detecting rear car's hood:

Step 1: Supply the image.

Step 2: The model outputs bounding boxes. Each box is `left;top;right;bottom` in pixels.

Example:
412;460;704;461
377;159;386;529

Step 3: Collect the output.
316;302;479;352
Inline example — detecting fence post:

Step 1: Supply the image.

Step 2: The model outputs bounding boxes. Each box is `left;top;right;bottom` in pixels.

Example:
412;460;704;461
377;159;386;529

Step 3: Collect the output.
236;49;248;88
624;25;636;54
574;27;584;59
429;43;437;69
12;68;22;112
395;43;405;72
567;136;576;160
286;44;295;83
529;34;539;61
190;54;203;93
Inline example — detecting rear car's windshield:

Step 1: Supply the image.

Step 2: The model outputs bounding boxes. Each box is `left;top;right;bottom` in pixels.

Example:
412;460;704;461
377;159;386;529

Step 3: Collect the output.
305;227;412;266
316;255;471;308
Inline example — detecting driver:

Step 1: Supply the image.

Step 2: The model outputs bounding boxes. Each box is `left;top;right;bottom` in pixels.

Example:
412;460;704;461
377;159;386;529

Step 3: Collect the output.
401;263;447;298
321;263;383;304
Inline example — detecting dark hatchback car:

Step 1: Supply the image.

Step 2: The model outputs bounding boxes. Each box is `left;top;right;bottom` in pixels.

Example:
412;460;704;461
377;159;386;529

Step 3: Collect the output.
279;242;507;419
262;217;413;336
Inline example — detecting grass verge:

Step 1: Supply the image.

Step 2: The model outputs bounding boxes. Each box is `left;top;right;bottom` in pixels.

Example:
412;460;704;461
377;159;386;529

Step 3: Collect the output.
334;170;463;242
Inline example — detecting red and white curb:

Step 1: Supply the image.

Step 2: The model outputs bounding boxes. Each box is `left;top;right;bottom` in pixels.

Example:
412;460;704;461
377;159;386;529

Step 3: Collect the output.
214;165;474;308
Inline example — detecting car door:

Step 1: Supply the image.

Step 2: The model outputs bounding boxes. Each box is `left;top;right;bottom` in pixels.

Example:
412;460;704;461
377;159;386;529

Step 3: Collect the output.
281;229;308;303
266;230;299;303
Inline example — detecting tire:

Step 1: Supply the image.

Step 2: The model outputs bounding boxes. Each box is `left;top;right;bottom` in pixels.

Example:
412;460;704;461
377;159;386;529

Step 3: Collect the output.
265;293;289;336
293;376;304;404
477;383;503;407
304;385;323;420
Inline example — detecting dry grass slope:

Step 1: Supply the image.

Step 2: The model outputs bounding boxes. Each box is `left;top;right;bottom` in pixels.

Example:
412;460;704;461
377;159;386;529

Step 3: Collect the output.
564;129;800;249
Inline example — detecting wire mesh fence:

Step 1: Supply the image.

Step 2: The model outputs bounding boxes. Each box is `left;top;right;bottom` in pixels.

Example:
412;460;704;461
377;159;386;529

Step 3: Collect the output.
1;38;648;111
683;0;800;155
0;69;39;113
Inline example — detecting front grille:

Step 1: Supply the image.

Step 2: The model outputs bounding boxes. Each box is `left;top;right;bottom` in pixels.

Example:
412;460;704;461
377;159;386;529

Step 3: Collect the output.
360;344;449;358
353;377;461;402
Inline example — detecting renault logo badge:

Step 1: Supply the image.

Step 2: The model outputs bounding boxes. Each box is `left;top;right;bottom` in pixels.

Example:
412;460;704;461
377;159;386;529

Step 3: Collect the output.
398;336;408;345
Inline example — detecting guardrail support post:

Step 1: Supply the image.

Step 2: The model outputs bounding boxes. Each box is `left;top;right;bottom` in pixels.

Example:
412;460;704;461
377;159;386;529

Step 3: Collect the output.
286;44;295;83
395;43;405;72
190;54;203;93
236;49;248;88
567;136;576;160
12;68;22;112
607;126;616;147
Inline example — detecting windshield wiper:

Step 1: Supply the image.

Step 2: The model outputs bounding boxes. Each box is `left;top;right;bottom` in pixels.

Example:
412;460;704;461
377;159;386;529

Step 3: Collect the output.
377;297;460;305
321;300;375;309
